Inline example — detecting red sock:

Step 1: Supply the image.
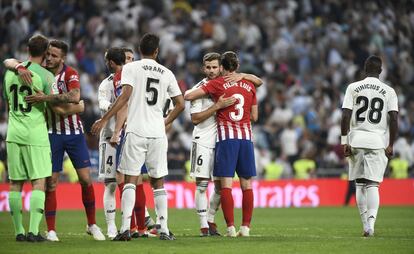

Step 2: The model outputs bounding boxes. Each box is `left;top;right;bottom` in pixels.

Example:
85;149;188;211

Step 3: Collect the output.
45;190;57;231
135;184;146;231
118;183;125;196
81;184;96;226
220;188;234;227
242;189;253;227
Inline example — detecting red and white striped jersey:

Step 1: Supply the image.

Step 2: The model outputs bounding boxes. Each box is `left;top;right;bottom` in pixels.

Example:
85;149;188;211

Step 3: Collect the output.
201;76;257;142
46;65;84;135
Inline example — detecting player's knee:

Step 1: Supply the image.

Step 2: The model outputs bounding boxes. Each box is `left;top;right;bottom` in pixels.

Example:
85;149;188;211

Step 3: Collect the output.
46;179;58;191
196;180;208;193
105;180;117;193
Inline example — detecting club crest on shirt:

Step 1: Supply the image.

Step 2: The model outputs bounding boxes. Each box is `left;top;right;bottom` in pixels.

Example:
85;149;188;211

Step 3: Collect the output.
57;81;68;92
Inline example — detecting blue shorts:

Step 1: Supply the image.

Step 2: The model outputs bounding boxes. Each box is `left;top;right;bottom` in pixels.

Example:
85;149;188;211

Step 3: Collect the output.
214;139;256;178
116;131;147;174
49;133;91;172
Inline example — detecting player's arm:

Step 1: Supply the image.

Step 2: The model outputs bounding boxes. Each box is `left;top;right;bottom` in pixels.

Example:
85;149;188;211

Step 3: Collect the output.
50;100;84;117
224;73;263;87
91;85;132;135
25;88;80;104
109;104;128;147
4;58;33;85
386;111;398;159
340;108;352;157
191;94;236;125
165;94;185;126
250;104;258;122
184;87;207;101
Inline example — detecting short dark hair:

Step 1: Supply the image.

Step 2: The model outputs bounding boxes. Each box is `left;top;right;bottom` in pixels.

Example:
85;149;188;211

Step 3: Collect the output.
139;33;159;56
122;47;134;54
203;52;221;65
27;35;49;57
49;39;69;56
221;51;239;72
364;55;382;75
106;47;126;65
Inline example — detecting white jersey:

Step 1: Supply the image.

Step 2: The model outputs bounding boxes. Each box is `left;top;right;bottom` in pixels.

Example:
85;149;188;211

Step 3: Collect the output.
190;78;217;148
98;74;116;140
342;77;398;149
121;58;182;138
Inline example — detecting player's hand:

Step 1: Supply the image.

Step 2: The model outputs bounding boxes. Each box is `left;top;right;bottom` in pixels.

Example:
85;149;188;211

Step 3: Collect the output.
223;73;244;84
24;90;46;104
216;94;237;109
17;66;33;86
91;118;107;136
385;145;393;159
109;132;120;147
342;144;352;157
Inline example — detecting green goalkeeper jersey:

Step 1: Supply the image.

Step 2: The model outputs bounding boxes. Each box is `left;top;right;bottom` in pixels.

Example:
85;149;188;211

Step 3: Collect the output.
3;61;54;146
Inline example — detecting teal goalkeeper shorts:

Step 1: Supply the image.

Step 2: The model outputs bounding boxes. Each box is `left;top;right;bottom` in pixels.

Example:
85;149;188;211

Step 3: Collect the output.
7;142;52;180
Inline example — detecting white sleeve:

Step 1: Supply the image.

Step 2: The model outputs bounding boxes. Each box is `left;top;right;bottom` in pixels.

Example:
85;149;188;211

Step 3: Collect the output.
388;89;399;112
190;98;203;114
167;72;182;98
121;63;135;88
342;85;354;110
98;79;112;111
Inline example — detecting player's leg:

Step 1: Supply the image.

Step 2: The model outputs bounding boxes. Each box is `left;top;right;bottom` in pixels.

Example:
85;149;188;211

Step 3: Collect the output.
239;177;253;237
146;136;175;240
99;142;118;238
67;134;104;240
207;178;221;236
9;180;25;241
114;133;145;241
363;149;387;236
348;148;370;235
45;133;64;241
214;140;238;237
26;145;52;242
235;140;257;237
355;178;368;235
6;142;26;240
132;173;154;237
191;142;215;236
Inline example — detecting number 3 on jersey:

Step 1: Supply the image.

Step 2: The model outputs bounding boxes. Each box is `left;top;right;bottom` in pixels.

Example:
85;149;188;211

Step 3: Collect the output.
230;93;244;121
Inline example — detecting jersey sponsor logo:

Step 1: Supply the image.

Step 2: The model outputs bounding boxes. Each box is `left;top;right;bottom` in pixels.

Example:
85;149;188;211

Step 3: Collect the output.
68;74;79;83
57;81;67;92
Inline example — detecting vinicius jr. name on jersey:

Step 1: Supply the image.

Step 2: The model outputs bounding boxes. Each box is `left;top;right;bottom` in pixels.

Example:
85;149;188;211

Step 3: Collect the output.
354;83;387;96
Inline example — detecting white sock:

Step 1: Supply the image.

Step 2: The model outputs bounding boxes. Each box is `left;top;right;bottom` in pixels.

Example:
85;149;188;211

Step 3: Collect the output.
207;188;221;223
195;181;209;229
120;183;136;233
154;188;169;235
366;183;380;232
103;181;117;229
355;182;368;231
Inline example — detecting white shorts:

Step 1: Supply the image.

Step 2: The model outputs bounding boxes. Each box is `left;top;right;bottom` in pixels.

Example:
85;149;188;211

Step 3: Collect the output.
98;141;117;180
348;148;388;183
118;133;168;178
190;142;214;179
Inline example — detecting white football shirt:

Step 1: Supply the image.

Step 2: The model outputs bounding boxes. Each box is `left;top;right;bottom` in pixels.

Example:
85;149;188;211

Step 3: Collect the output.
342;77;398;149
121;58;182;137
98;74;116;139
190;78;217;148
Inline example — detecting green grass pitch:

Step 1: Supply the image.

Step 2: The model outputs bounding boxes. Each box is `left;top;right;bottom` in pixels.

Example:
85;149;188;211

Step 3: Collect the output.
1;207;413;254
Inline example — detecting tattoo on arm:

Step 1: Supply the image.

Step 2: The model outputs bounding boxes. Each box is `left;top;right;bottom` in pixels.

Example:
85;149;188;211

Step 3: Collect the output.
49;89;80;103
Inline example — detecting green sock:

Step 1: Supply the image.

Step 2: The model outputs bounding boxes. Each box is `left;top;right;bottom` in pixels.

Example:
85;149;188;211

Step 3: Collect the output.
29;190;45;235
8;191;25;235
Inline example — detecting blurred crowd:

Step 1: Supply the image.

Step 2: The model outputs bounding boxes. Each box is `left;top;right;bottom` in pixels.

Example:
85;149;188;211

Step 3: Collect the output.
1;0;413;182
